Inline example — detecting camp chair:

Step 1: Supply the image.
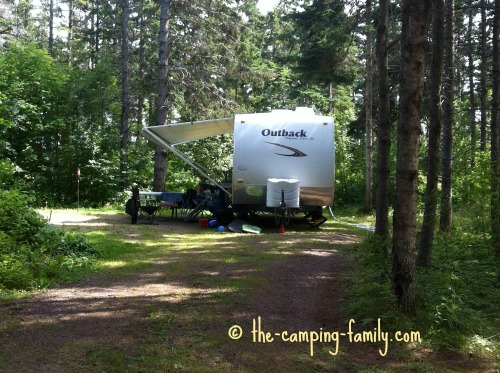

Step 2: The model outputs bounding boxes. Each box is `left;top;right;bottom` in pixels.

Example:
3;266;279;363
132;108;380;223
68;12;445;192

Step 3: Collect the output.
132;188;160;224
139;204;160;224
183;195;214;222
177;189;197;221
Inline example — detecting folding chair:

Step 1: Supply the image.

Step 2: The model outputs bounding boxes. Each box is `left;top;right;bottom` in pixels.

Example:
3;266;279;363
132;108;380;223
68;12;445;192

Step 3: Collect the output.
177;189;197;221
132;188;160;224
183;195;214;222
303;207;328;228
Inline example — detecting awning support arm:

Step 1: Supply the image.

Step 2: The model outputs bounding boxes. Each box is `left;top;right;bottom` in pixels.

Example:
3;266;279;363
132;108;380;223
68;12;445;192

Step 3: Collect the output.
143;127;232;197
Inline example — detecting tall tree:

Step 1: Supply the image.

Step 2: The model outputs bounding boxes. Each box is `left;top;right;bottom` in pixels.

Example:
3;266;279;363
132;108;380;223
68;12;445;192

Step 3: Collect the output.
491;0;500;281
120;0;130;189
375;0;391;241
49;0;55;57
135;0;147;137
467;7;476;165
154;0;171;192
364;0;373;212
480;0;488;151
417;0;445;267
293;0;358;96
392;0;432;313
66;0;74;65
440;0;455;232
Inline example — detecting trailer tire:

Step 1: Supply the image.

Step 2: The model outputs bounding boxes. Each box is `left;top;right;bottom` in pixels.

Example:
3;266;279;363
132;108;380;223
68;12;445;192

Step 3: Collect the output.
214;208;234;225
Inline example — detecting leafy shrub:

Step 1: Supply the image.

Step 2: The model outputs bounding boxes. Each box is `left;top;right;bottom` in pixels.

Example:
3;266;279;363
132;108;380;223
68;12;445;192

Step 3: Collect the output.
0;189;99;292
0;247;35;290
33;224;98;256
0;161;15;189
0;190;46;245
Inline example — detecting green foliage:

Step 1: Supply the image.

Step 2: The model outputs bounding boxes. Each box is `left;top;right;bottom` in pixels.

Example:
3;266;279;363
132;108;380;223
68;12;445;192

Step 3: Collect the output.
348;220;500;355
0;190;99;293
416;233;498;347
172;133;233;189
0;41;126;207
0;190;46;244
0;161;16;190
345;235;407;331
332;86;364;206
0;42;66;158
293;0;359;86
127;137;155;190
0;42;66;203
164;168;199;193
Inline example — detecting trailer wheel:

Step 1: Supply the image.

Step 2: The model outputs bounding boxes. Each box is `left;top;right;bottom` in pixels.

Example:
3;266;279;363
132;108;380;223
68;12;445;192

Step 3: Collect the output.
214;208;234;225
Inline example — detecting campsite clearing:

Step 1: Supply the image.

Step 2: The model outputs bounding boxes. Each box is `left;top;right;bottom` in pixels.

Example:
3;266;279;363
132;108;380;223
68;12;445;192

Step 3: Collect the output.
0;210;493;372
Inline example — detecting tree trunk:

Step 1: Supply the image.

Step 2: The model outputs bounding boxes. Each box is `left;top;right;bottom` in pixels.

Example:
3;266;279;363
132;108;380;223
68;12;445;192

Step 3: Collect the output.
89;1;99;68
467;9;476;166
440;0;455;233
119;0;130;190
48;0;54;57
375;0;391;242
417;0;445;268
392;0;432;314
364;0;373;213
491;0;500;281
95;5;100;64
328;82;334;114
154;0;171;192
480;0;488;151
67;0;74;66
92;1;100;67
136;4;145;139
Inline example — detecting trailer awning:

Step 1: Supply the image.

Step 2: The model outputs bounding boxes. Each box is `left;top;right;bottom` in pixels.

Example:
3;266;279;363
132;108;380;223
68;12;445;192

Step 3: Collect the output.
142;118;234;146
141;118;234;197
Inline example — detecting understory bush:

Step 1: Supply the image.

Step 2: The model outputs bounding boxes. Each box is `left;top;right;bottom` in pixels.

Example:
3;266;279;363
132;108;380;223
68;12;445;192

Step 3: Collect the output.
416;233;499;353
0;189;99;293
347;223;500;359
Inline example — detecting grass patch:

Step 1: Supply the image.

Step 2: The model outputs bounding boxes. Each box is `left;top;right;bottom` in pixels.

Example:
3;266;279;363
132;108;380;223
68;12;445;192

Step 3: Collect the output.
84;347;131;372
0;307;21;333
0;220;100;299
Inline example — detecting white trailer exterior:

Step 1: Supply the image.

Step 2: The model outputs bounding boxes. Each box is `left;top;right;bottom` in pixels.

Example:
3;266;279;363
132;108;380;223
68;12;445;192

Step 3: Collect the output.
142;107;335;213
232;108;334;209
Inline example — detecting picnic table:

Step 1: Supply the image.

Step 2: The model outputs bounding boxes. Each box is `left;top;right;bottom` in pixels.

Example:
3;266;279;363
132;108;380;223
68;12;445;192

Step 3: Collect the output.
136;191;214;223
128;185;228;225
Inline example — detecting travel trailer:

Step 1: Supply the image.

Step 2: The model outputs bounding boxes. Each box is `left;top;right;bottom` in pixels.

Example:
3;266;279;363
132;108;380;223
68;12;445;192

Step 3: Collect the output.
142;107;335;225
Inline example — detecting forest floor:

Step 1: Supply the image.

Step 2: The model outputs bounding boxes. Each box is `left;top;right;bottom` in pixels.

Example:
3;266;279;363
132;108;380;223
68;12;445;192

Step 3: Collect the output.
0;210;495;372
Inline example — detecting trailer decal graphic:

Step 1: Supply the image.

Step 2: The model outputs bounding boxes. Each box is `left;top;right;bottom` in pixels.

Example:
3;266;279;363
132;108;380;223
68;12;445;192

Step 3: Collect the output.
261;129;308;138
265;142;307;157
